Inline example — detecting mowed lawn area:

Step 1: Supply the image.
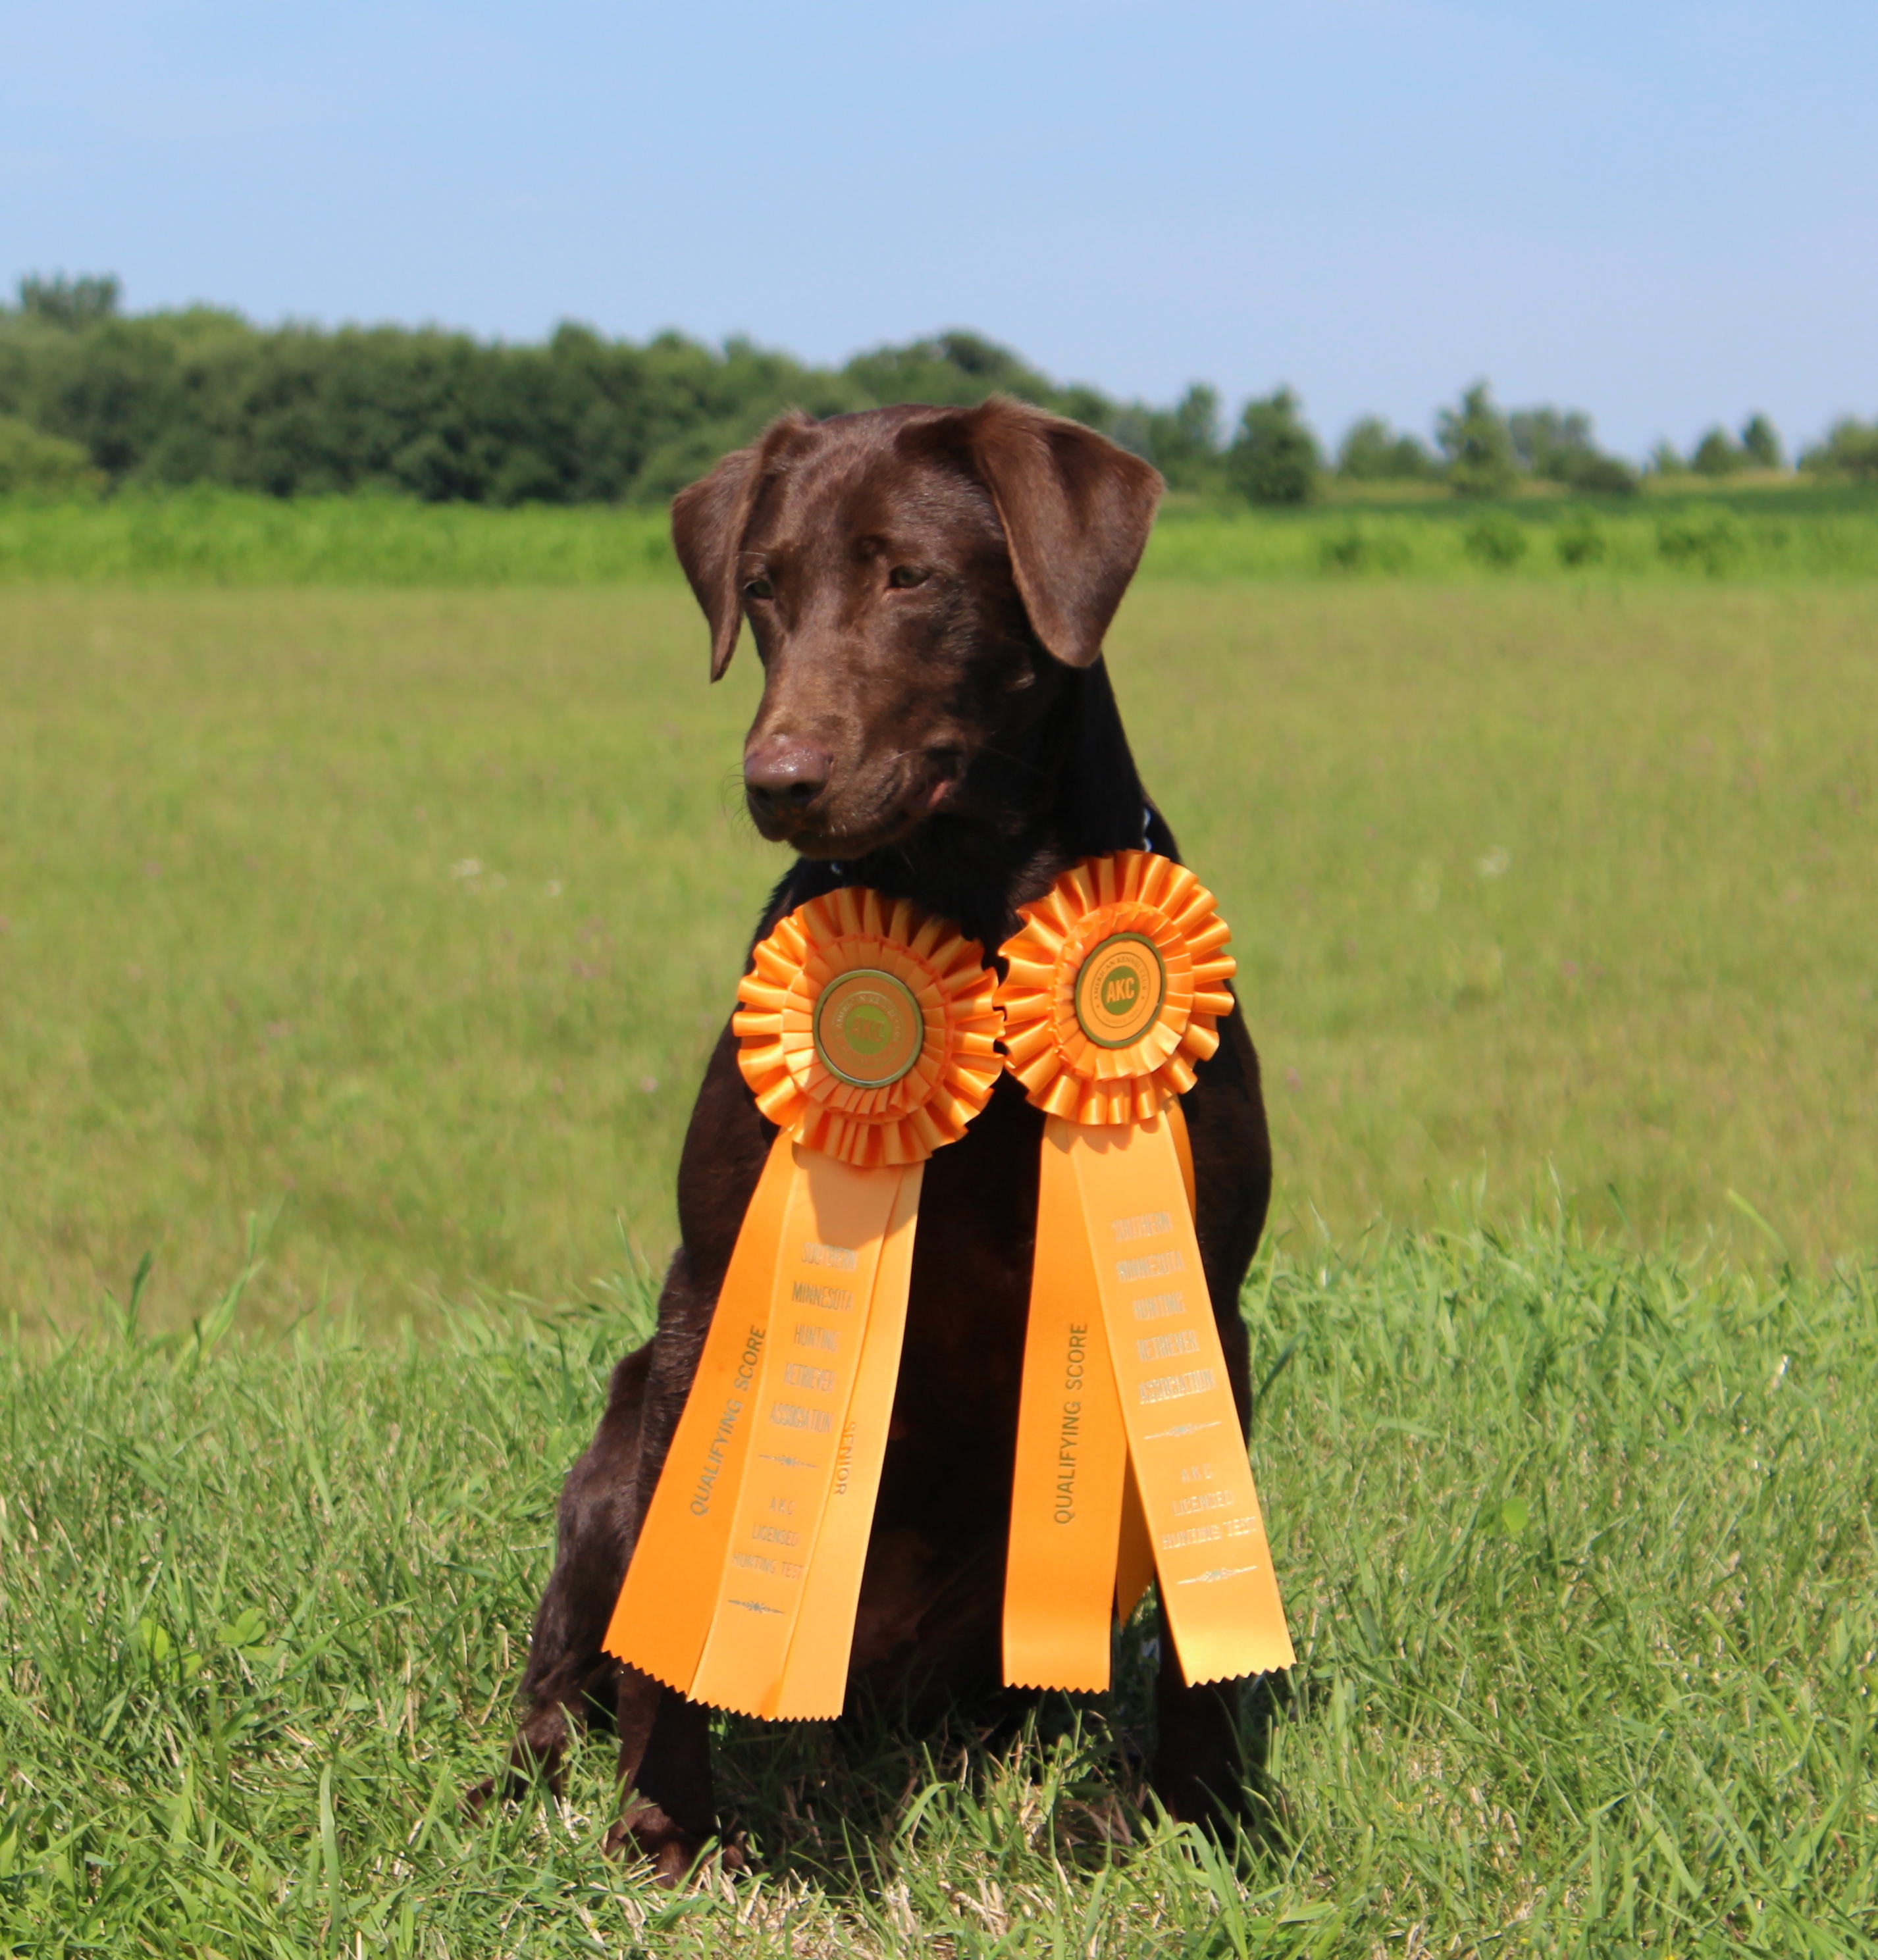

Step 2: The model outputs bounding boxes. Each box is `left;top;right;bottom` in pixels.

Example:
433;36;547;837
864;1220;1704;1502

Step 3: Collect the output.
0;581;1872;1329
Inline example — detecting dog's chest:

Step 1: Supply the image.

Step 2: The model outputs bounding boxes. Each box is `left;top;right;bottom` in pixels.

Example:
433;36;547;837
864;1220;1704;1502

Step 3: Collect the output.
873;1076;1041;1517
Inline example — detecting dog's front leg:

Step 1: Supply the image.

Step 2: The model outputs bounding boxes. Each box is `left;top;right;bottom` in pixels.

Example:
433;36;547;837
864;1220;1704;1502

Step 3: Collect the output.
469;1339;652;1810
590;1023;773;1877
476;1019;769;1851
475;1249;745;1886
1150;1633;1247;1831
606;1672;731;1882
599;1271;744;1881
1151;1638;1291;1847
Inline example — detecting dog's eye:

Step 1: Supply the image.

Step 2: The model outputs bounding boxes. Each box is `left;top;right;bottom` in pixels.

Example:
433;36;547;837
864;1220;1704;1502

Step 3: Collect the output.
743;577;775;602
887;565;928;590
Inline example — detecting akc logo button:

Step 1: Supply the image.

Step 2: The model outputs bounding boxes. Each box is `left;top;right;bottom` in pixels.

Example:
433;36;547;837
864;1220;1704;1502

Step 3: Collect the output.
1073;932;1166;1048
813;969;924;1087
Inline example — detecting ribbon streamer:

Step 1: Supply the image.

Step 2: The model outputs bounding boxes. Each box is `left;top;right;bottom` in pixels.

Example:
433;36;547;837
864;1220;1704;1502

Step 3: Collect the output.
604;889;1000;1718
1000;852;1295;1691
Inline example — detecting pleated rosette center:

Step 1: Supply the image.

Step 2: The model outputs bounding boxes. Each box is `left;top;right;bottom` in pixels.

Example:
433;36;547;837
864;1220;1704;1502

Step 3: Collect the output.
733;887;1003;1166
999;851;1236;1126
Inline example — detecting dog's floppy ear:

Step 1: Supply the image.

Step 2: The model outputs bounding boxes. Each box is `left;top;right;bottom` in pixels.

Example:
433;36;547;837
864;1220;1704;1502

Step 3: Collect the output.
962;396;1163;669
671;413;816;681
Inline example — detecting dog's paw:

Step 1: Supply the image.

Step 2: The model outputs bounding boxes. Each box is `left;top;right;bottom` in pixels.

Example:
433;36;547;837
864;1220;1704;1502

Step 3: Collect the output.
604;1808;748;1888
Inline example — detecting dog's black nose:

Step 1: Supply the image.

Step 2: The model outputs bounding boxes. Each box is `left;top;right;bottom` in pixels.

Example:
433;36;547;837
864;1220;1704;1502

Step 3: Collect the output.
744;739;830;823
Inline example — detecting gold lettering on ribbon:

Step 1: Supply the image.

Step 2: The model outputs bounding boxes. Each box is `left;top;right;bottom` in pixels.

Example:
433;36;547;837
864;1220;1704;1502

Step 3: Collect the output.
769;1401;833;1432
688;1150;906;1716
1001;1122;1132;1692
771;1165;922;1715
1136;1328;1199;1362
1161;1524;1222;1549
1138;1368;1217;1403
801;1242;858;1270
1170;1489;1233;1516
1132;1291;1186;1320
792;1281;853;1311
603;1129;799;1691
1072;1114;1295;1687
1116;1250;1185;1282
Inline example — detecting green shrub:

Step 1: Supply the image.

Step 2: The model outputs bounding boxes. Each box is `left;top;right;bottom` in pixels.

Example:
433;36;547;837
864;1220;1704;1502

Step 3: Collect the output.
1334;415;1438;482
1317;521;1413;574
0;413;103;499
1801;416;1878;482
1507;406;1586;478
1463;509;1528;567
1555;451;1639;496
1503;407;1637;495
1692;427;1744;477
1226;386;1320;505
1656;503;1745;574
1555;512;1606;566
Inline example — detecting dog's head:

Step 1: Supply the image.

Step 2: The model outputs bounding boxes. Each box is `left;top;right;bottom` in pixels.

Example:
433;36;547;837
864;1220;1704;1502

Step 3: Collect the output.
671;398;1162;860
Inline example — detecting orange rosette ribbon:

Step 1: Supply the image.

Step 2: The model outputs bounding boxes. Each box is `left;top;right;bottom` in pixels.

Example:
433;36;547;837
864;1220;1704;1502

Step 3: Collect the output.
997;851;1294;1693
1000;852;1237;1126
735;887;1002;1168
604;889;999;1720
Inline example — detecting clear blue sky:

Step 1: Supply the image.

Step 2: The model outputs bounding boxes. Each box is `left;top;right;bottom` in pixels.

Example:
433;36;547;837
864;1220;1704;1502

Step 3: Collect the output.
4;1;1873;460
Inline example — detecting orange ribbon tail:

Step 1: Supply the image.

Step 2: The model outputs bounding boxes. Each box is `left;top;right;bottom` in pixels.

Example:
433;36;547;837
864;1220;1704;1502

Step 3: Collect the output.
1004;1106;1291;1689
999;851;1295;1693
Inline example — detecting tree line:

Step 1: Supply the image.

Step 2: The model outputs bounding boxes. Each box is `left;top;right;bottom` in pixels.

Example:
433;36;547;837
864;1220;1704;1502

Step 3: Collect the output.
2;273;1873;505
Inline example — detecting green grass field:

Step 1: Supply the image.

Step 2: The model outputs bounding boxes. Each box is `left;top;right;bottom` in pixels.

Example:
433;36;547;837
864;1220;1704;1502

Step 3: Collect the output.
4;1231;1873;1953
4;482;1878;588
1;580;1872;1330
2;567;1875;1950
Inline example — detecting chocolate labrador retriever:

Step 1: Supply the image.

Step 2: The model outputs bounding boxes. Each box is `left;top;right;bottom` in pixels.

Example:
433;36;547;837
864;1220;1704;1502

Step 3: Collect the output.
479;397;1274;1880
